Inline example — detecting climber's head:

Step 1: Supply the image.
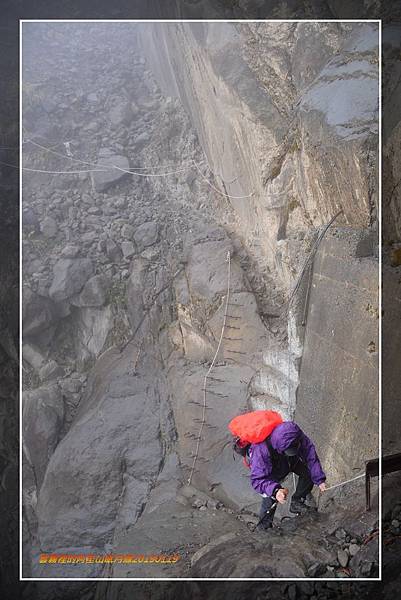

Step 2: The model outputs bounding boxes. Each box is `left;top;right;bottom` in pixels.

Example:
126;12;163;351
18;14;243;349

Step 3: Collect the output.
233;437;250;457
283;436;301;456
269;421;303;455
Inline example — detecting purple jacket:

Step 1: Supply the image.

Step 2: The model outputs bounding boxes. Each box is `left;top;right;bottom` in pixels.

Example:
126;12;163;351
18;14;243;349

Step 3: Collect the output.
249;421;326;497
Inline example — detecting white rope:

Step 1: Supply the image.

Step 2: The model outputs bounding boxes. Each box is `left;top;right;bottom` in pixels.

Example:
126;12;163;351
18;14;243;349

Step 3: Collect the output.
317;472;366;512
1;157;187;177
188;251;231;485
192;159;255;200
110;163;189;178
21;137;254;192
0;160;108;174
324;472;365;491
26;137;194;172
199;154;240;185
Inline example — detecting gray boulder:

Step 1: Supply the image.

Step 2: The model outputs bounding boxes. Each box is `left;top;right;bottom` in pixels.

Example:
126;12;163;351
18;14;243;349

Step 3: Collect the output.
121;224;135;240
349;537;378;576
121;241;135;259
106;238;122;262
60;244;80;258
70;275;110;307
92;148;130;193
23;342;46;369
126;257;148;332
133;221;159;250
108;97;133;127
75;306;113;357
186;239;242;298
36;347;163;551
23;208;40;232
49;258;93;301
40;216;58;238
38;360;65;382
23;384;64;489
337;548;349;568
23;287;56;337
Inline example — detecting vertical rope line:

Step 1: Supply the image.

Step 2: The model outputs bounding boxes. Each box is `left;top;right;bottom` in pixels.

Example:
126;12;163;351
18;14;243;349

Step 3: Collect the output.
188;251;231;485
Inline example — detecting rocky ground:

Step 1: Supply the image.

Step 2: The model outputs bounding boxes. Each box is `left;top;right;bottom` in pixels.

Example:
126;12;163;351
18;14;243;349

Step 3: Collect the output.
20;21;381;587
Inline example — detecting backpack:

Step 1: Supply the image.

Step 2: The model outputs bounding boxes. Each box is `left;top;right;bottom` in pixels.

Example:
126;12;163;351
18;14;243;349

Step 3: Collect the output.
229;410;283;468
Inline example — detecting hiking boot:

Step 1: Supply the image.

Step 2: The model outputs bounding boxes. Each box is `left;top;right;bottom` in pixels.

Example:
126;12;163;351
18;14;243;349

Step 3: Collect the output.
289;498;309;515
256;522;282;536
256;517;273;531
257;522;272;530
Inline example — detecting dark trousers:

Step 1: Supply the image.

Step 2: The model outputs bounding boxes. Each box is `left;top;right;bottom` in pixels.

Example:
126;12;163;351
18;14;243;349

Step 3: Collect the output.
259;457;314;528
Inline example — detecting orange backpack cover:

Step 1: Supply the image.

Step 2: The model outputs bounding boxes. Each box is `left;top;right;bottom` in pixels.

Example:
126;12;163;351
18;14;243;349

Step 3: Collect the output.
228;410;283;444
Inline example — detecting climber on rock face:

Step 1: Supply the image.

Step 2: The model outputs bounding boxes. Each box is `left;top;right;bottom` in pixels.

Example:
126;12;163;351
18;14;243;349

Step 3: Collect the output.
248;421;327;531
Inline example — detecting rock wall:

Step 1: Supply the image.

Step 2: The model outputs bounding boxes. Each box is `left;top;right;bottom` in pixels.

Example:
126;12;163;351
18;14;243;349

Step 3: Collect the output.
141;21;380;480
296;228;379;483
142;22;378;276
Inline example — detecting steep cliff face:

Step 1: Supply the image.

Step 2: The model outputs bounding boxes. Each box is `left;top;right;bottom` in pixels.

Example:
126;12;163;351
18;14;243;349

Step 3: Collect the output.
141;22;379;484
21;22;379;580
142;22;378;270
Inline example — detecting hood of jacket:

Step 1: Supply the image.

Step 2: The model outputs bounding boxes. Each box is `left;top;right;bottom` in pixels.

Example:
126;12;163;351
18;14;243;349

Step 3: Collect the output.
269;421;301;453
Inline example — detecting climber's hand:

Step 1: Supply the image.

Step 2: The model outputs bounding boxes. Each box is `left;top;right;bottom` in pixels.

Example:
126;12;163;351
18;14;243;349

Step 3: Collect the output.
275;488;288;504
319;482;327;492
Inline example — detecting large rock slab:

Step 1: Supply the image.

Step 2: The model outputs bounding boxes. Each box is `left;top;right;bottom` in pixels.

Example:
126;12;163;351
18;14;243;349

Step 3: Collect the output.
75;305;113;357
142;22;378;279
23;342;46;369
133;221;159;250
92;148;130;192
49;258;94;302
296;229;379;483
23;384;64;489
167;362;257;510
23;286;57;337
70;274;110;307
300;24;379;140
186;239;243;298
35;343;165;556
